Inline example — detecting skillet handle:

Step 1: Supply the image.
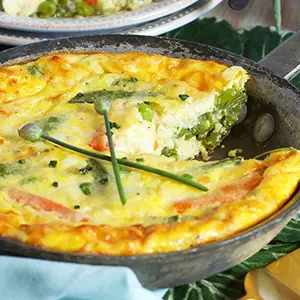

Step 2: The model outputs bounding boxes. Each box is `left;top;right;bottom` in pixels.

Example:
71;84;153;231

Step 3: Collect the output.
259;31;300;81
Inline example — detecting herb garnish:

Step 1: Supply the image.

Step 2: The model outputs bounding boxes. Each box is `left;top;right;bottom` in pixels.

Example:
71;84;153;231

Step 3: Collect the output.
52;182;59;187
179;94;189;101
109;121;120;129
94;97;127;205
79;182;92;195
74;205;80;209
18;159;26;164
40;135;208;192
48;160;57;168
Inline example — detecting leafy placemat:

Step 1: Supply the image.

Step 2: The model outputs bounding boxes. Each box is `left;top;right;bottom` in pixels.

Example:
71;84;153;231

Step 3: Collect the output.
162;17;300;300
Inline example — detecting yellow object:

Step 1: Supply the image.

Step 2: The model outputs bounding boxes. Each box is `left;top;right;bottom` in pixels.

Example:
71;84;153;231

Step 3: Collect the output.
241;248;300;300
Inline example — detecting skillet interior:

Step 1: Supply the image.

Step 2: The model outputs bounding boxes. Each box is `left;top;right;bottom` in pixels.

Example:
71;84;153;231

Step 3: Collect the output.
0;35;299;288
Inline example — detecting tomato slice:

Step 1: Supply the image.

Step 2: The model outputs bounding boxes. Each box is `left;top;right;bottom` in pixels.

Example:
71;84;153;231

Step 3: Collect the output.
7;188;89;222
174;171;264;213
88;128;109;152
85;0;97;5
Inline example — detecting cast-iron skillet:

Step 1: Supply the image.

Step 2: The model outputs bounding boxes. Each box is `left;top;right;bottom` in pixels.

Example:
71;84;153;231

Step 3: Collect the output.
0;34;299;289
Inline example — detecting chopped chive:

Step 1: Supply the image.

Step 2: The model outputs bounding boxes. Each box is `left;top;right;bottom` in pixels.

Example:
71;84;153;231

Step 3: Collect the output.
183;173;193;180
109;122;120;129
79;182;92;195
52;181;58;187
179;94;189;101
136;158;144;162
18;159;26;164
48;160;57;168
41;134;209;192
130;77;138;82
121;157;128;160
74;205;80;209
103;110;127;205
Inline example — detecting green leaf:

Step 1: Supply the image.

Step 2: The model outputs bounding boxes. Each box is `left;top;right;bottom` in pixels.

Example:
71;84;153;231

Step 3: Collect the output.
242;26;282;61
164;17;244;55
291;74;300;90
164;243;300;300
275;214;300;242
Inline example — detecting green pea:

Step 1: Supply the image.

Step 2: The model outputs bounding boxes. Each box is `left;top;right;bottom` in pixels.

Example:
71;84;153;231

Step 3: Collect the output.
76;1;95;17
55;7;66;17
138;103;153;122
59;0;68;9
65;11;75;18
38;1;58;18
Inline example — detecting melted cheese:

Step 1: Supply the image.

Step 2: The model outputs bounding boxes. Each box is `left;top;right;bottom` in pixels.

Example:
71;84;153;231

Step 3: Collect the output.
0;52;298;255
0;52;249;160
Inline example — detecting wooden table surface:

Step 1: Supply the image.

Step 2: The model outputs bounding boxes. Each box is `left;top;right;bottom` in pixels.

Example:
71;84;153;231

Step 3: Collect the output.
205;0;300;31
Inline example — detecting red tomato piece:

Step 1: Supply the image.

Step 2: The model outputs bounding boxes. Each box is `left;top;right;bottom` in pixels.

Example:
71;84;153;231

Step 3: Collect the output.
7;188;89;222
174;171;264;213
88;128;109;152
85;0;97;5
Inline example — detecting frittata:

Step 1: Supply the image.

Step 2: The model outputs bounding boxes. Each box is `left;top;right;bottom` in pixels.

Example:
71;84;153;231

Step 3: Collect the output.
0;52;299;255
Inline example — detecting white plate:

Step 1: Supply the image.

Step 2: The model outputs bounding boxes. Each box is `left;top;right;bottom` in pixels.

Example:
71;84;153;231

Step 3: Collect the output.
0;0;223;46
0;0;200;32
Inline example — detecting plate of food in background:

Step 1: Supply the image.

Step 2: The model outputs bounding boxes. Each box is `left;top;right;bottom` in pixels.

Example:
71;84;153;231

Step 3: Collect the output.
0;0;223;45
0;0;204;32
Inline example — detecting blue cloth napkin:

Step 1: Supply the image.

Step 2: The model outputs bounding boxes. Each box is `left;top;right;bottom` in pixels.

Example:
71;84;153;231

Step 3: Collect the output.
0;255;167;300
